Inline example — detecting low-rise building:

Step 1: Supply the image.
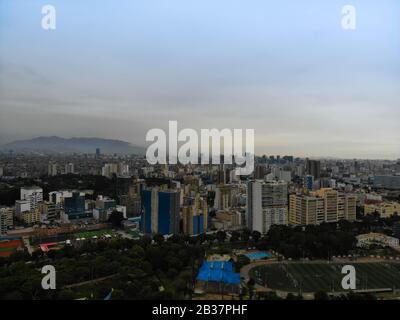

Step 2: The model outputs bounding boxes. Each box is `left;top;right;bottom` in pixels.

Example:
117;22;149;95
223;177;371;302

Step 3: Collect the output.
289;188;356;225
20;209;40;225
357;232;399;249
39;201;58;222
364;202;400;218
0;207;14;232
212;210;242;231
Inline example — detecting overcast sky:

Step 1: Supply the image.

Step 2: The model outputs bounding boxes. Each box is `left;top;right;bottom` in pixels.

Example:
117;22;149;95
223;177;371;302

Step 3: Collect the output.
0;0;399;159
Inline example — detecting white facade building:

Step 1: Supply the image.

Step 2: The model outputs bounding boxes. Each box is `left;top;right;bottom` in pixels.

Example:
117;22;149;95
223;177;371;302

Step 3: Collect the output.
15;200;31;216
64;163;75;174
246;180;288;234
20;187;43;210
48;191;76;204
48;163;58;176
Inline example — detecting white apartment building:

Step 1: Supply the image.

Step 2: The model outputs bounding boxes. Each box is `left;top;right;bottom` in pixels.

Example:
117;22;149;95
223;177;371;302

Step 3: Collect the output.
64;163;75;174
20;187;43;210
15;200;31;216
246;180;288;234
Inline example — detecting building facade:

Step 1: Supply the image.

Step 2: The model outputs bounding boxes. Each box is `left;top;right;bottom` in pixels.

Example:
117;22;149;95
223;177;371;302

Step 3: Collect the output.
64;192;86;220
20;187;43;211
141;189;180;235
364;202;400;218
246;180;288;234
289;188;356;225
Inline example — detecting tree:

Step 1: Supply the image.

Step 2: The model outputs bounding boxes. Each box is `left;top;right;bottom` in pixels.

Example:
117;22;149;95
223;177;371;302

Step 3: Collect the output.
251;231;261;242
216;230;226;243
0;234;208;300
286;293;297;300
314;291;330;300
235;255;251;272
141;235;152;246
168;234;183;244
230;231;240;243
241;228;251;242
153;233;165;245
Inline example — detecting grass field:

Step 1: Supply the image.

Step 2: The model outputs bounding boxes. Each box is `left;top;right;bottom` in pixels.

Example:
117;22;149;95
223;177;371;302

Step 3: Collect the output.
73;230;115;239
249;262;400;293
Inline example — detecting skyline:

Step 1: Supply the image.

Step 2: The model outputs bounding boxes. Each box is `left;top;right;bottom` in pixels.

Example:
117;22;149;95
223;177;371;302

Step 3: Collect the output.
0;0;399;159
1;134;399;161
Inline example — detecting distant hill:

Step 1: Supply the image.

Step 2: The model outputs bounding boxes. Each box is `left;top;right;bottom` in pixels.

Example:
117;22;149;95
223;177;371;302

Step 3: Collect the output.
0;136;145;155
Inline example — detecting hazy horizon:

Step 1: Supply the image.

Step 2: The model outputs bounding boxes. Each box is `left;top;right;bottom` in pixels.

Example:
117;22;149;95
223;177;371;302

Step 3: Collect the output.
1;0;399;159
1;134;399;161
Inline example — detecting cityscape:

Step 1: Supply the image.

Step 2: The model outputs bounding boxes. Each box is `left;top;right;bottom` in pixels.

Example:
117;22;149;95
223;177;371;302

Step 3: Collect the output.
1;151;400;300
0;0;400;307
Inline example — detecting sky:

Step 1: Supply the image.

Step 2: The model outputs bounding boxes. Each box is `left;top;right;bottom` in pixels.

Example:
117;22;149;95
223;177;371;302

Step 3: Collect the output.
0;0;399;159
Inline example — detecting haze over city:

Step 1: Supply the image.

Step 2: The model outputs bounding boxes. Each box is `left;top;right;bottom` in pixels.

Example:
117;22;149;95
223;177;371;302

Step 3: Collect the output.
0;0;399;159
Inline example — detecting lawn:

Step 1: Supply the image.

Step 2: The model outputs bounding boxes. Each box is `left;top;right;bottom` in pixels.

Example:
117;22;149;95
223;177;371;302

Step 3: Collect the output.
73;229;115;239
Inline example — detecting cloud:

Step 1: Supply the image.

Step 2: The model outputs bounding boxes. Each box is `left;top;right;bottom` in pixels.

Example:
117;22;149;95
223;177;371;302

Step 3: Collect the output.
0;0;399;159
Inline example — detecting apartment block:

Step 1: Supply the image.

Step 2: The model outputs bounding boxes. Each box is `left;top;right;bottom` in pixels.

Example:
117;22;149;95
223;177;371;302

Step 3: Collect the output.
289;188;356;225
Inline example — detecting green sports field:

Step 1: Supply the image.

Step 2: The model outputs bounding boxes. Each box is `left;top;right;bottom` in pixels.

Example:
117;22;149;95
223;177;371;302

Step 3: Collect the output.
73;230;115;239
249;262;400;293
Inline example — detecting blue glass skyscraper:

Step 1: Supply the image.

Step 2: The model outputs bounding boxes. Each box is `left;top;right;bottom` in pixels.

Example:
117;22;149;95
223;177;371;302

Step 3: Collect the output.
140;189;180;235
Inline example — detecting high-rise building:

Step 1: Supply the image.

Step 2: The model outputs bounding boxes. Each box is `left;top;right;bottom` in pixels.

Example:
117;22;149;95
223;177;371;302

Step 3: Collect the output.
20;187;43;210
304;175;314;191
96;148;101;157
182;195;208;235
48;190;74;205
102;163;130;178
246;180;288;233
316;188;339;223
96;196;116;210
20;209;40;225
119;194;141;217
289;194;324;225
289;188;356;225
15;200;31;216
306;159;321;179
214;185;232;211
102;163;118;178
254;164;267;179
39;201;58;222
64;163;75;174
64;192;86;219
0;210;6;235
48;163;58;176
0;207;13;234
182;206;195;235
279;170;292;183
141;189;180;235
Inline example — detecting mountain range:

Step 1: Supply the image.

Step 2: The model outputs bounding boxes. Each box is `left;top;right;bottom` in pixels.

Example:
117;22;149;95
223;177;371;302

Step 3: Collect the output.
0;136;145;155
